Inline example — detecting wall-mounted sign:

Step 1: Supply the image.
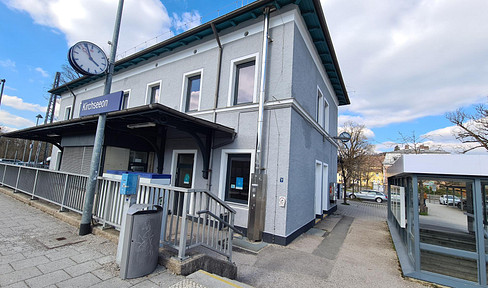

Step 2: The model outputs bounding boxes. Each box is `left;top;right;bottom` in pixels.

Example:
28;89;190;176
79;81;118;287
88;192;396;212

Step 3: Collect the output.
236;177;244;190
79;91;123;117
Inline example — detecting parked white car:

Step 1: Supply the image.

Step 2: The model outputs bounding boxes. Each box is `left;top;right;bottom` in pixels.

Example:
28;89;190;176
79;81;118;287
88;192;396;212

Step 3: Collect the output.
439;195;461;206
348;190;388;203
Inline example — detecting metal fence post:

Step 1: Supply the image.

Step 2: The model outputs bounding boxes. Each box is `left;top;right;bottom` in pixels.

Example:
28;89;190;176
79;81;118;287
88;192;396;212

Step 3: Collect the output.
102;180;115;229
1;164;6;185
160;189;170;247
178;193;189;260
60;174;69;212
31;169;39;200
14;167;21;193
228;212;234;262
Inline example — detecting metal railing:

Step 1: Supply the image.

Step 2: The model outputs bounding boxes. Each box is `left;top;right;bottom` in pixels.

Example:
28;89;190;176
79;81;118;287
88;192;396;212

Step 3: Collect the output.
0;163;88;213
0;163;237;261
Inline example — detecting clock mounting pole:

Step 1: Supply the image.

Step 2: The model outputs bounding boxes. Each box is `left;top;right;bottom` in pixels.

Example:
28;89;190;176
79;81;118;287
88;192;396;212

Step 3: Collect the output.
79;0;124;236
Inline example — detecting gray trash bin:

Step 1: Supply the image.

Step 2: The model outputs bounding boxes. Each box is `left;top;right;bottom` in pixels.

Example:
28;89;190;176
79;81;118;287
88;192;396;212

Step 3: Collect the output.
120;204;163;279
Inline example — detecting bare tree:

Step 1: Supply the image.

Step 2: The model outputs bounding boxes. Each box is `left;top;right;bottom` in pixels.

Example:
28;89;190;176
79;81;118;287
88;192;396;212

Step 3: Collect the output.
446;105;488;153
397;131;430;154
338;121;374;204
60;62;82;83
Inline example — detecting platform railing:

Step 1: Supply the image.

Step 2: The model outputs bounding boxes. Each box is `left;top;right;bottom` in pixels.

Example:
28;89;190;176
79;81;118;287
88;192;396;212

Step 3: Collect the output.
0;163;237;262
94;176;238;261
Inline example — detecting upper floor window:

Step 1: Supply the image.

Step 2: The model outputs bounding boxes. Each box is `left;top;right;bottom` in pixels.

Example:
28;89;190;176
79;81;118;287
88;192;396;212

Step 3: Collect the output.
186;75;201;112
234;61;255;105
317;89;323;123
146;81;161;104
323;97;329;132
316;88;330;132
121;91;130;109
64;106;72;120
228;54;258;106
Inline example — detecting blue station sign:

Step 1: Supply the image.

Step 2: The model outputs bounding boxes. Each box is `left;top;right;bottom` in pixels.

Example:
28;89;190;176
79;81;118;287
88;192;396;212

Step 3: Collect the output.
79;91;123;117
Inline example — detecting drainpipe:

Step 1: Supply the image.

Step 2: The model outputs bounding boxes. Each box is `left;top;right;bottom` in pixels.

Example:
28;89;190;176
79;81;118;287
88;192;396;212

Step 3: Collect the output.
206;23;225;192
255;7;270;175
247;7;271;242
211;22;223;124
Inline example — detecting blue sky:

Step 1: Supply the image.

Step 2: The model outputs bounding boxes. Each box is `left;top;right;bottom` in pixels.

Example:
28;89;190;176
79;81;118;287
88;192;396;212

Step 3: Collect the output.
1;0;487;154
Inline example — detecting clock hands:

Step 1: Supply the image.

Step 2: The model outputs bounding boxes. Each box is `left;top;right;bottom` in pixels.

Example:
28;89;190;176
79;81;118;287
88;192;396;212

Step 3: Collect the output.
82;43;100;68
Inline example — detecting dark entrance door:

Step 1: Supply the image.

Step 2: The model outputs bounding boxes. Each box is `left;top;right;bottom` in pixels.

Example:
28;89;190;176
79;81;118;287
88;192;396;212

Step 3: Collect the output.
173;153;194;215
175;153;194;188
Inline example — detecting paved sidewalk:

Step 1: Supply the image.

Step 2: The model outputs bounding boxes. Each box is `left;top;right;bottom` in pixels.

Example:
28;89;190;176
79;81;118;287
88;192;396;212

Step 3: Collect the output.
232;201;425;288
0;187;426;288
0;190;186;288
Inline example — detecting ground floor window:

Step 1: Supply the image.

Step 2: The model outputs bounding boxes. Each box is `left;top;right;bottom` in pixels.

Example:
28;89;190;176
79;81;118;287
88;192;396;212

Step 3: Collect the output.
225;154;251;204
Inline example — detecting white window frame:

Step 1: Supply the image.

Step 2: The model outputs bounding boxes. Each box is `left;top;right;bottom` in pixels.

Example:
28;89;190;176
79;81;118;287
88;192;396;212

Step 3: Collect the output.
218;149;255;207
64;106;72;120
170;149;198;189
121;89;131;109
316;86;324;126
145;80;162;104
227;53;259;107
180;69;203;112
323;96;329;133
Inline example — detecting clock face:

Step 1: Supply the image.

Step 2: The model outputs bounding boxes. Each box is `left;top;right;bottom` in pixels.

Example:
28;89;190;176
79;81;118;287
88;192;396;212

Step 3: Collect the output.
68;41;108;76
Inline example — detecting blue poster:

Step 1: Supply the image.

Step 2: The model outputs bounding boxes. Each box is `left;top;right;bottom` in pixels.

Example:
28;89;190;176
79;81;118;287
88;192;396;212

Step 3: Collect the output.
184;174;190;185
236;177;244;190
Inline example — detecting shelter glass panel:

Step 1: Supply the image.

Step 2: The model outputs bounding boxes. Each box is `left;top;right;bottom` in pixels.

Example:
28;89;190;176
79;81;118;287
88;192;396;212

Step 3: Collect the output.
482;181;488;285
418;178;478;282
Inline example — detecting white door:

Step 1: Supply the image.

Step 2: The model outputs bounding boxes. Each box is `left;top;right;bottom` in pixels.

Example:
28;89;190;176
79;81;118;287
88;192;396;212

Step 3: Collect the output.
315;161;323;215
322;163;329;211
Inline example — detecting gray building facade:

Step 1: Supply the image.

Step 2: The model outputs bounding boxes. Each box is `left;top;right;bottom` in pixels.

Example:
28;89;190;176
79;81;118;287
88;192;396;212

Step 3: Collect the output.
23;0;349;244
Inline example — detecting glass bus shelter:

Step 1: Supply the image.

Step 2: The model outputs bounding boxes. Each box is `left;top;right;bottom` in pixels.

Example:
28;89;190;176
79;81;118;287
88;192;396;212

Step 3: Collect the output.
387;154;488;287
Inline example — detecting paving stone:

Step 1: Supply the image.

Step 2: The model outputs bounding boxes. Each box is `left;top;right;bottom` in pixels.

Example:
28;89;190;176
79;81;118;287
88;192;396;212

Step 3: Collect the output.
24;270;71;288
10;255;50;270
95;255;115;265
0;252;25;265
45;247;80;261
149;270;185;287
37;257;77;274
0;263;14;274
64;260;102;277
90;277;131;288
92;268;116;281
4;281;29;288
0;266;42;286
132;280;161;288
70;250;105;264
56;272;101;288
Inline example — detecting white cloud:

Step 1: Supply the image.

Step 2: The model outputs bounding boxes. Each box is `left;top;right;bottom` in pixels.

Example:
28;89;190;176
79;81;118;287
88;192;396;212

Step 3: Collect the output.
172;11;202;33
2;94;47;112
0;110;35;128
4;0;173;60
322;0;488;128
35;67;49;77
0;59;16;68
373;123;488;154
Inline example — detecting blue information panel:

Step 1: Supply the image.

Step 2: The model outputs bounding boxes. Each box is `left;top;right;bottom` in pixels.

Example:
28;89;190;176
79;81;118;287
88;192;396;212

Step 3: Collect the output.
79;91;123;117
236;177;244;190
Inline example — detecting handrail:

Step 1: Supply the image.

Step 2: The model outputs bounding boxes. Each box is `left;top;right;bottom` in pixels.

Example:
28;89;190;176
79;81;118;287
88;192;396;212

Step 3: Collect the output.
190;189;236;214
196;209;243;235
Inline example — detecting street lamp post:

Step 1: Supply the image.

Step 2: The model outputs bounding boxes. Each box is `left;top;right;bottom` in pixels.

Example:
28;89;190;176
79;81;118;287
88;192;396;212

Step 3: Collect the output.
0;79;5;108
28;114;43;165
